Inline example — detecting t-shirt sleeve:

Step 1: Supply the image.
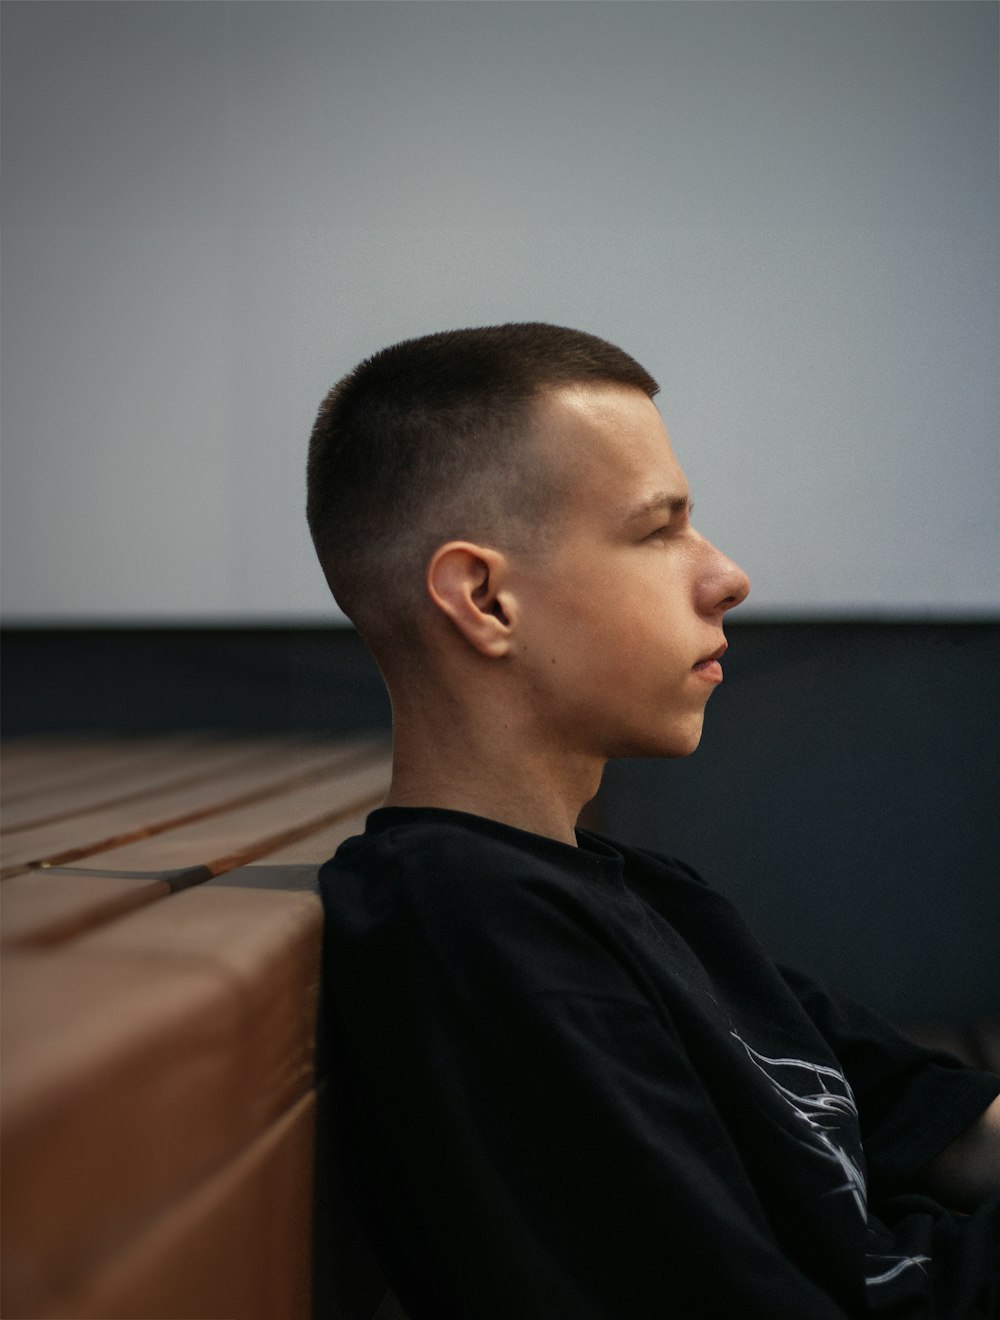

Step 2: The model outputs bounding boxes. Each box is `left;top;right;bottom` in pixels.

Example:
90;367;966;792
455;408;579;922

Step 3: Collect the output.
326;868;857;1320
778;965;1000;1193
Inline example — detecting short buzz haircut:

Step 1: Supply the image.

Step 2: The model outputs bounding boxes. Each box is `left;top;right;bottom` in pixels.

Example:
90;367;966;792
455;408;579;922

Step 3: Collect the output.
306;322;659;648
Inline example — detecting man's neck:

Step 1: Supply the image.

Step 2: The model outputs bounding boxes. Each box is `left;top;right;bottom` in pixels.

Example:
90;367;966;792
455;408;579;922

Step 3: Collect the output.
384;701;604;848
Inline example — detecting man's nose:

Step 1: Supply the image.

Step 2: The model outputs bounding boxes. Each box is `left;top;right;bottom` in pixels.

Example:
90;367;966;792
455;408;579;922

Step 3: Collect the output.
706;546;750;615
724;558;751;611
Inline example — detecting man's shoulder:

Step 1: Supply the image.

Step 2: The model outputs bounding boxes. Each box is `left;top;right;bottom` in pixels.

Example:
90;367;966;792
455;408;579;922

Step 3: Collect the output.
322;808;616;921
318;808;664;1001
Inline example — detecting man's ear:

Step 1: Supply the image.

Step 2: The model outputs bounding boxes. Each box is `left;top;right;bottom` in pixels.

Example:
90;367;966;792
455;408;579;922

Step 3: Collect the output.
426;542;516;657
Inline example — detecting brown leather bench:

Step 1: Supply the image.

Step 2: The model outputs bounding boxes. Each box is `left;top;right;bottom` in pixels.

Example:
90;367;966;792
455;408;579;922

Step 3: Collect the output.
1;733;409;1320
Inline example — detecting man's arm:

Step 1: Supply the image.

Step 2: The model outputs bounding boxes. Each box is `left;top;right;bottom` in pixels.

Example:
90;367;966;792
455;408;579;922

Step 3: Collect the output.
918;1093;1000;1210
779;965;1000;1200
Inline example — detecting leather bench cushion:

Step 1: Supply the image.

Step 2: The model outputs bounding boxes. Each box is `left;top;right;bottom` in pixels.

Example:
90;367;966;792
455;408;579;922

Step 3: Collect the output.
1;886;321;1317
0;871;172;949
37;1091;316;1320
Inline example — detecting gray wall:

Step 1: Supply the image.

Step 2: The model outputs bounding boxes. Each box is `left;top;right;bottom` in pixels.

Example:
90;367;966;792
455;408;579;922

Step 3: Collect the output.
3;1;998;623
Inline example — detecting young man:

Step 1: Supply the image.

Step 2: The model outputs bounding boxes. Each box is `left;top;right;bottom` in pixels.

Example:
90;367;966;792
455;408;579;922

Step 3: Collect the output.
307;324;999;1318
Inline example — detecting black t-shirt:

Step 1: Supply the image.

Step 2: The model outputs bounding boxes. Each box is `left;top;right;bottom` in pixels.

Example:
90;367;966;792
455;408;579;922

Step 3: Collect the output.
318;807;1000;1318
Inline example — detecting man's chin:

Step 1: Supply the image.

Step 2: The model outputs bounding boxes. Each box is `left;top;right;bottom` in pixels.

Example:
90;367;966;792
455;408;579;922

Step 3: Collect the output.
616;720;705;760
665;731;704;759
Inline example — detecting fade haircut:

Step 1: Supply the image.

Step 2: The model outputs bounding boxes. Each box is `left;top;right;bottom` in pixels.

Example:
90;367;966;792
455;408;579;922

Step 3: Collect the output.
306;323;659;648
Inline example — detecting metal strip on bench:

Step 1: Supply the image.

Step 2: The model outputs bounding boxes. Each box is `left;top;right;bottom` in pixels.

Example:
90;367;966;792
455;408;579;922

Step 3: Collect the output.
212;806;372;883
1;736;390;947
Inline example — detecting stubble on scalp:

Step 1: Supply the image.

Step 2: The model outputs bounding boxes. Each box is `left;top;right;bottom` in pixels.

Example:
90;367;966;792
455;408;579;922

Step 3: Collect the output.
306;323;659;657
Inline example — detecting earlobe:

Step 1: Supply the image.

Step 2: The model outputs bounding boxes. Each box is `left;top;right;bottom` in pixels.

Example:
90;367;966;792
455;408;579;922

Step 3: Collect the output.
426;542;515;657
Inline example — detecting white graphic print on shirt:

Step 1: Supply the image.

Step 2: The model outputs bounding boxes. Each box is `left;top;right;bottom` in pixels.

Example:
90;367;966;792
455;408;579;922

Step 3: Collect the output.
729;1031;931;1293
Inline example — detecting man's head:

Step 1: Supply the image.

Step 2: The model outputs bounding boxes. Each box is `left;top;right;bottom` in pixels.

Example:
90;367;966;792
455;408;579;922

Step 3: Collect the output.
308;323;749;766
306;323;658;650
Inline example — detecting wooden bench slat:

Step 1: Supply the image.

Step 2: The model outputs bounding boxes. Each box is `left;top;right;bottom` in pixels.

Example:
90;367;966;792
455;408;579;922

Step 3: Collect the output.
0;740;387;879
1;735;217;806
28;754;391;880
238;805;371;866
1;736;326;834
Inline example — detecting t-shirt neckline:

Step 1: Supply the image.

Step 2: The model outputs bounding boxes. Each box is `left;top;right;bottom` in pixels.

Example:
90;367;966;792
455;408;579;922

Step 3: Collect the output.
364;805;624;877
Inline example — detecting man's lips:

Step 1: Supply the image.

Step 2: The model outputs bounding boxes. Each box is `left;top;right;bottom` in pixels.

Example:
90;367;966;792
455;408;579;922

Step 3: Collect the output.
692;641;727;681
694;641;728;667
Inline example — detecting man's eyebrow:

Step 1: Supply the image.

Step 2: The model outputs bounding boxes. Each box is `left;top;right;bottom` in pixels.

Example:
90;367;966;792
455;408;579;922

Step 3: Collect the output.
624;492;693;523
